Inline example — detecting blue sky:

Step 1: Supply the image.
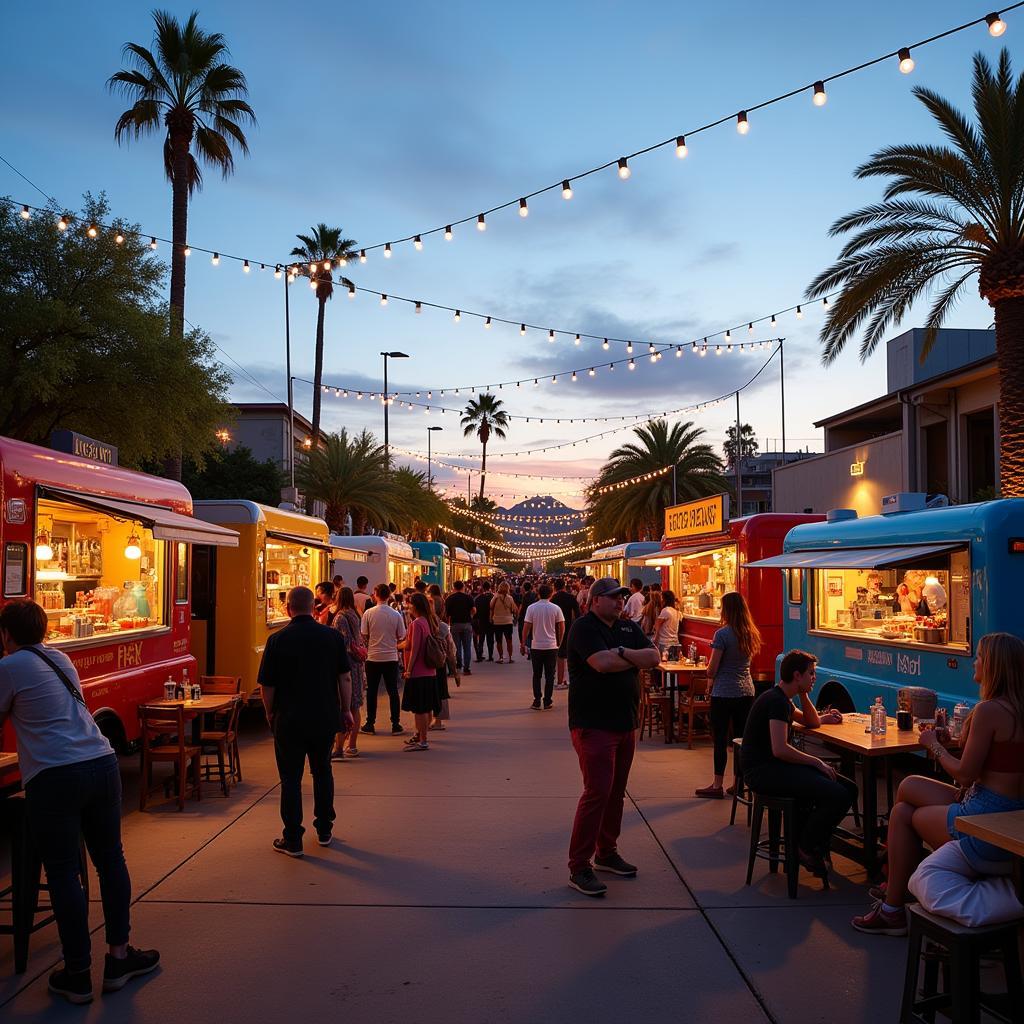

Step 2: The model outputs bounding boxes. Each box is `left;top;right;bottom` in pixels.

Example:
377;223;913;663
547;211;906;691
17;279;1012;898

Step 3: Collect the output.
1;0;1007;505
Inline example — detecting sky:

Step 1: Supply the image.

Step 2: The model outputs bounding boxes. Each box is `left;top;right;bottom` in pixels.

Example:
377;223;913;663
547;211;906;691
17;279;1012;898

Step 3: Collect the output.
1;0;1007;507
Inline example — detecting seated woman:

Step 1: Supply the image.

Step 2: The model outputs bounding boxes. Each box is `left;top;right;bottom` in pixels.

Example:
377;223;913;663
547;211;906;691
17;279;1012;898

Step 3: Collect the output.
852;631;1024;935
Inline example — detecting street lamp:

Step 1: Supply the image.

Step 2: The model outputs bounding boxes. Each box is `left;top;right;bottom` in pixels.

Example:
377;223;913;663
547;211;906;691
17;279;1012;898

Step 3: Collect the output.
381;351;409;468
427;426;443;488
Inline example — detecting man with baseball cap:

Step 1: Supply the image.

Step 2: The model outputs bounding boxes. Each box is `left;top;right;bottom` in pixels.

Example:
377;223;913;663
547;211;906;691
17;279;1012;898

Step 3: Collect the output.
565;577;660;896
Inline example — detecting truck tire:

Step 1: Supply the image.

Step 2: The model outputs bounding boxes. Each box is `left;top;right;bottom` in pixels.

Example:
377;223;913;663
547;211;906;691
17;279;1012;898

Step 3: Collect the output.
817;680;855;713
95;713;128;755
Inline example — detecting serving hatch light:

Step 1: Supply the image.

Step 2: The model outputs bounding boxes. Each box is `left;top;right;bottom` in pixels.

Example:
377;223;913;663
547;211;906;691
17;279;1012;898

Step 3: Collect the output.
124;532;142;560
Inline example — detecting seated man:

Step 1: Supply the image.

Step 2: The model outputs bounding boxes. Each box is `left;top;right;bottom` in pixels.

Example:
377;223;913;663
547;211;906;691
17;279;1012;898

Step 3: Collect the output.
741;649;854;879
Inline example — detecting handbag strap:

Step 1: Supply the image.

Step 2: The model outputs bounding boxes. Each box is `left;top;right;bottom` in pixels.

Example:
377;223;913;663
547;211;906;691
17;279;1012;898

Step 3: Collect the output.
24;646;88;709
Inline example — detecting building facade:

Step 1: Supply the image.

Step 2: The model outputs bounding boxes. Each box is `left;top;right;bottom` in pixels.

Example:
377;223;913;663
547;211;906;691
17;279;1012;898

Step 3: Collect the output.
731;451;819;515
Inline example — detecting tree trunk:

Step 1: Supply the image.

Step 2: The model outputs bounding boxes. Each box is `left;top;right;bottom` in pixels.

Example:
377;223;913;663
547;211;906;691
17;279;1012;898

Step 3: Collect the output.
164;129;191;482
311;294;327;445
478;422;489;501
995;296;1024;497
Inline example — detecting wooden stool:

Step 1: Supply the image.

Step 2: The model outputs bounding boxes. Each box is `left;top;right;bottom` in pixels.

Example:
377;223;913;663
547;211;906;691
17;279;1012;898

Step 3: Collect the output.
745;793;802;899
729;738;752;826
900;904;1024;1023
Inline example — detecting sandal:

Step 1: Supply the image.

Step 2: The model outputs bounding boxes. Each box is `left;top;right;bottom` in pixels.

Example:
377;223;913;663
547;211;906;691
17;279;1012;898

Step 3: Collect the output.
497;658;504;664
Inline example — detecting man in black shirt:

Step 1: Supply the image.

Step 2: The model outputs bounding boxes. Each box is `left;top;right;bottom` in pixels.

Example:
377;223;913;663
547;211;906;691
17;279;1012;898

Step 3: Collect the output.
444;580;475;675
473;580;494;662
549;577;580;691
517;581;538;649
741;650;853;880
259;587;353;856
565;577;660;897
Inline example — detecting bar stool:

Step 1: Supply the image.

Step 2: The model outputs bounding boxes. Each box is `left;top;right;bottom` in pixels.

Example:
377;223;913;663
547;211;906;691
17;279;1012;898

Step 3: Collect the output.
745;793;803;899
729;738;752;826
900;903;1024;1023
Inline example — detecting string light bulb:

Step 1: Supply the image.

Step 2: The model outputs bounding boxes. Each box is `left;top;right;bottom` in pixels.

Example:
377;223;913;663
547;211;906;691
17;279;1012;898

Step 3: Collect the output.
676;346;683;357
150;236;157;249
347;283;356;298
485;316;492;328
812;81;827;106
359;249;367;263
183;245;191;256
520;323;526;335
274;265;282;279
20;205;30;219
384;243;392;258
796;305;804;319
477;213;486;231
617;157;631;179
114;232;124;244
519;198;528;217
562;180;573;199
676;135;687;158
322;260;331;271
628;359;636;370
57;214;69;231
898;47;915;73
243;260;250;273
415;301;422;314
381;294;388;307
626;341;633;354
211;252;220;266
575;334;581;346
444;225;452;240
548;330;555;343
770;314;777;327
414;235;423;251
454;309;461;322
603;338;609;350
987;12;1007;36
86;223;98;238
589;367;595;376
736;111;750;134
309;279;317;290
822;296;829;308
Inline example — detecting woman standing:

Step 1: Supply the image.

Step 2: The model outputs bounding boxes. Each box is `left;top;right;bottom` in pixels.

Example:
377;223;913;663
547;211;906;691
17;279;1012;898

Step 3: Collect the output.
402;593;443;751
428;583;445;620
331;587;366;759
430;615;460;732
695;591;761;799
640;589;663;641
490;582;518;664
653;591;681;652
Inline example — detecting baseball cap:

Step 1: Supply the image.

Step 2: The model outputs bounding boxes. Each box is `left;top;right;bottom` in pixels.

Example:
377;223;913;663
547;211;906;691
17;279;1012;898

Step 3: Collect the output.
588;577;631;599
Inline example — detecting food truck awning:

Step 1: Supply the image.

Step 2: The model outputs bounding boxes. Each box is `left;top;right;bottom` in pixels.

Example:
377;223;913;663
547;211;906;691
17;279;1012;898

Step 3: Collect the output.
41;487;239;547
329;544;369;562
744;543;962;571
266;529;333;552
627;547;683;566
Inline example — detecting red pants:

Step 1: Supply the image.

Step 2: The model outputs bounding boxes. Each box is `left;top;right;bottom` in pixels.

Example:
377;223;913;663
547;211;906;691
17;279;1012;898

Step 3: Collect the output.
568;727;636;873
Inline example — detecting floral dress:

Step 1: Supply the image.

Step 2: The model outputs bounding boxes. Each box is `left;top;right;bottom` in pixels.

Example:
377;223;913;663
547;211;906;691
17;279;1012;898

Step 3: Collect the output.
333;608;365;709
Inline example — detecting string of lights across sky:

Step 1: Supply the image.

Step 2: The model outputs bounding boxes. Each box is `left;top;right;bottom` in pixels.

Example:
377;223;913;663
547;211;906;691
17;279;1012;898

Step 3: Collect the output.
438;523;611;559
447;503;591;535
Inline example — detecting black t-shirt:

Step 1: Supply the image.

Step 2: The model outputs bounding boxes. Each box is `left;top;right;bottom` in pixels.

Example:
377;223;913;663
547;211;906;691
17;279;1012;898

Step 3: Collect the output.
518;590;538;624
550;590;579;627
257;615;349;733
740;685;794;775
445;591;474;624
567;612;653;732
473;592;493;625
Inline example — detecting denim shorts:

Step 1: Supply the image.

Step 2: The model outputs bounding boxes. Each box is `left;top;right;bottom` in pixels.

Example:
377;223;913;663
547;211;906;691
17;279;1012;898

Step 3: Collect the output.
947;784;1024;871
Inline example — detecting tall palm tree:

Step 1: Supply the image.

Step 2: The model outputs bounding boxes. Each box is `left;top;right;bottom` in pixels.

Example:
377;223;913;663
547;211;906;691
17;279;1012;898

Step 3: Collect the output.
460;393;510;500
290;224;358;443
586;419;728;541
296;429;397;534
109;10;255;446
807;49;1024;495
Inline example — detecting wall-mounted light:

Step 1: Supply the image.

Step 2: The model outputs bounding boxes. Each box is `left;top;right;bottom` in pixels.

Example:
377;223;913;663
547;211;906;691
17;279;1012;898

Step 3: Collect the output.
124;531;142;559
35;528;53;562
850;461;865;477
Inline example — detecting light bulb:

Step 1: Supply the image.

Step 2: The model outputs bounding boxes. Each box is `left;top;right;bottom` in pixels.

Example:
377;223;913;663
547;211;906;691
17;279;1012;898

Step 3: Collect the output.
477;213;486;231
571;371;577;381
322;260;331;271
603;338;609;350
562;180;573;199
183;245;191;256
551;375;557;384
770;314;777;327
243;260;250;273
454;309;461;322
211;252;220;266
124;532;142;560
987;12;1007;36
519;198;528;217
823;296;829;308
520;323;526;335
627;341;633;354
676;135;687;158
736;111;749;134
337;256;347;267
309;262;317;273
20;205;30;219
575;334;581;345
716;346;723;355
548;330;555;343
650;353;657;362
57;214;69;231
414;235;423;250
589;367;595;376
812;80;827;106
628;359;635;370
384;243;392;258
310;279;317;290
676;346;682;357
617;157;631;179
115;232;124;245
415;301;422;314
150;237;157;249
87;223;98;238
381;294;388;306
348;283;356;298
485;316;492;328
898;47;914;74
796;305;804;319
444;225;452;240
748;322;754;334
35;531;53;562
359;249;367;263
274;265;282;279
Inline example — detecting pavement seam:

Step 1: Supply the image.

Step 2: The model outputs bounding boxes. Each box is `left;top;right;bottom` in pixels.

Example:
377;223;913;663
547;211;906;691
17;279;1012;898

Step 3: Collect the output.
139;898;702;910
627;788;779;1024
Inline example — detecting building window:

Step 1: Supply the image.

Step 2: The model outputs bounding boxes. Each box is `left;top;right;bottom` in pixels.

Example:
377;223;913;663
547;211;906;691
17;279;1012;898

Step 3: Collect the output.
923;421;949;497
787;569;802;605
965;408;996;500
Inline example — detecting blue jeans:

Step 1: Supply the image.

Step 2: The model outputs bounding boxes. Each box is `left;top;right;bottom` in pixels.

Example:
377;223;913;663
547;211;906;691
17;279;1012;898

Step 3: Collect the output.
451;623;473;670
947;784;1024;870
25;753;131;971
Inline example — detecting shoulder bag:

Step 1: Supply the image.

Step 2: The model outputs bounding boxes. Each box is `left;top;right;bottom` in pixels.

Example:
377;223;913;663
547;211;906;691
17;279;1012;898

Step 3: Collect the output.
24;646;88;708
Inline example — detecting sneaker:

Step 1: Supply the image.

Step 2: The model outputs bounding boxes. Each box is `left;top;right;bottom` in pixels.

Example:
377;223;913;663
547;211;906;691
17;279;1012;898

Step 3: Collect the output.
48;967;93;1004
594;852;638;876
316;829;332;847
797;847;830;880
102;946;160;992
403;736;421;746
330;750;347;761
694;785;725;799
543;702;554;710
403;741;429;751
272;837;303;858
391;724;406;735
428;722;446;730
568;868;608;897
555;682;569;690
851;902;908;936
360;724;376;735
344;748;360;758
530;700;542;710
463;668;472;676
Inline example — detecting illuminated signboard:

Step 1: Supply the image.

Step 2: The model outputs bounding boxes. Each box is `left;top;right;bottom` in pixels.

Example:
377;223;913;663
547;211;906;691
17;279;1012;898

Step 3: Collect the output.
664;494;729;540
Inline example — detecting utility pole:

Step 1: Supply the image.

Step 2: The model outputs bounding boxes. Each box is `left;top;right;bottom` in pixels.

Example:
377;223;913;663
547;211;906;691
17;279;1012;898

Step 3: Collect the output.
779;337;787;462
735;391;743;516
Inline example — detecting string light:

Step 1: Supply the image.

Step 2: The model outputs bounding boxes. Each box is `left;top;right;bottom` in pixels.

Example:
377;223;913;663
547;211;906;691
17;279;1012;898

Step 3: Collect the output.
20;205;30;219
898;47;915;73
617;157;631;179
444;226;452;240
520;323;526;335
381;294;388;307
593;465;672;494
477;213;486;231
149;236;157;249
384;243;392;258
562;180;573;199
736;111;750;135
243;259;250;273
796;305;803;319
360;249;367;263
414;234;423;250
676;135;687;158
454;309;461;322
57;213;69;231
115;232;124;244
987;12;1007;35
812;80;827;106
485;316;492;328
183;245;191;256
211;252;220;266
519;198;529;217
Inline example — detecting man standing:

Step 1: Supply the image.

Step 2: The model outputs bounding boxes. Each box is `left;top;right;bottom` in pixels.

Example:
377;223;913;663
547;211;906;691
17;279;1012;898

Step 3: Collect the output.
259;587;353;856
521;584;564;710
444;579;475;676
549;577;580;691
360;583;408;735
352;576;372;615
473;580;494;662
624;579;645;624
565;577;660;897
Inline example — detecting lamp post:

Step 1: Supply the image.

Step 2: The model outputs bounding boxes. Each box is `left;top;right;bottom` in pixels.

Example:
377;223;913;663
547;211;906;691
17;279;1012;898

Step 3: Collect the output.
427;426;443;489
380;351;409;469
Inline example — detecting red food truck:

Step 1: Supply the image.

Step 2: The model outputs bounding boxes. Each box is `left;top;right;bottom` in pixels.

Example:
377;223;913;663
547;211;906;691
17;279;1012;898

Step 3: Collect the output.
0;432;238;784
627;495;822;687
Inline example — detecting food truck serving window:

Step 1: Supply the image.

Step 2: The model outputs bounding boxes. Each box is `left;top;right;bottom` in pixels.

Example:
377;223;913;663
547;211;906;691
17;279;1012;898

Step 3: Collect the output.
811;548;970;651
673;543;737;621
265;537;324;626
34;497;166;643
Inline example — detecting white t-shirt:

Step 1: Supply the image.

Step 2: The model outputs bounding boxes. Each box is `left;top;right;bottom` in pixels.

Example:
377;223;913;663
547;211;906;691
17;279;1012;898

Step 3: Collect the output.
625;591;645;623
0;645;113;785
360;603;407;662
654;606;682;649
523;599;565;650
353;590;372;614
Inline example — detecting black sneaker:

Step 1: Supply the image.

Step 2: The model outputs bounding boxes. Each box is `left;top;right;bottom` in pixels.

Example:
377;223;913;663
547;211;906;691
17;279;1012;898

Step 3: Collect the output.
102;946;160;992
360;724;376;735
594;852;638;876
568;868;608;897
543;702;553;710
273;837;303;858
530;700;542;710
391;724;406;735
316;829;332;847
463;668;473;675
48;967;93;1004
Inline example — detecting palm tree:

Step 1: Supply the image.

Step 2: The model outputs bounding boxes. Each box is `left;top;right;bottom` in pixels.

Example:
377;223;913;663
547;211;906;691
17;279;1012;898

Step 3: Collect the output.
460;393;510;500
388;466;452;539
724;423;759;468
295;429;396;534
289;225;358;443
109;10;255;452
807;49;1024;495
586;419;728;541
445;496;505;545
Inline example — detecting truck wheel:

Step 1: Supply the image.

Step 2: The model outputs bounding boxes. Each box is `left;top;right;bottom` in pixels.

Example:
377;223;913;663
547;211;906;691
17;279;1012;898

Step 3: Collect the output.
95;714;128;755
817;681;854;713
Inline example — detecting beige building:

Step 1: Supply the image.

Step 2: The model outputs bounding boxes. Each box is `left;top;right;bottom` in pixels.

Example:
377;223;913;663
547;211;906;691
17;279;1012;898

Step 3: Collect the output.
773;328;998;516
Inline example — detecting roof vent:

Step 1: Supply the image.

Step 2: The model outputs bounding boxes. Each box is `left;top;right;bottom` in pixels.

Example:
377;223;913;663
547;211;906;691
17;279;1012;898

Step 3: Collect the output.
826;508;858;523
881;492;927;515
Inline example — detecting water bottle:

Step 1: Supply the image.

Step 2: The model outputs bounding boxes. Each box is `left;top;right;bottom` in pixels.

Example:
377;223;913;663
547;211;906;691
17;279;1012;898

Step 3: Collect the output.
951;702;968;741
871;697;887;736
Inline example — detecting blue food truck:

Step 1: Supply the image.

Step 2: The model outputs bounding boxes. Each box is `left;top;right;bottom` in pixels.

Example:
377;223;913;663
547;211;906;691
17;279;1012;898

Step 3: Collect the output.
746;493;1024;714
567;542;663;587
411;542;498;590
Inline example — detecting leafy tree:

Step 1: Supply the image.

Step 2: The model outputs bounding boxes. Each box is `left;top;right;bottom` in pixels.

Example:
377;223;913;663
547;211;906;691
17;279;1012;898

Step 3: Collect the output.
808;49;1024;494
586;419;729;541
184;445;284;505
460;393;510;500
0;193;232;467
109;9;255;474
387;466;451;540
289;225;358;442
723;423;759;468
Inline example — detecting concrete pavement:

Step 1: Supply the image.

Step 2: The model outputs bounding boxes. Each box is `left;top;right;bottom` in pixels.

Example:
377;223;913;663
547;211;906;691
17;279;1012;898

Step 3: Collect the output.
0;656;922;1022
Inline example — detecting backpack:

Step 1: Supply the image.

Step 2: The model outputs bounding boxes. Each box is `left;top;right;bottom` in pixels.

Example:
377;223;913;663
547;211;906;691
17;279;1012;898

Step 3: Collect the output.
424;626;448;669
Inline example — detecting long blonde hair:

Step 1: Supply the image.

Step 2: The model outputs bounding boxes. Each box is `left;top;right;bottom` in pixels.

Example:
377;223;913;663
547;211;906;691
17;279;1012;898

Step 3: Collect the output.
976;632;1024;729
641;590;663;635
721;591;762;659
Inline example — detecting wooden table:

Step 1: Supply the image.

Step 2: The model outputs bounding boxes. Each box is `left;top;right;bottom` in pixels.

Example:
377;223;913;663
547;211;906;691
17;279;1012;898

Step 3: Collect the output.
149;695;237;744
955;810;1024;898
795;714;923;879
656;662;708;744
